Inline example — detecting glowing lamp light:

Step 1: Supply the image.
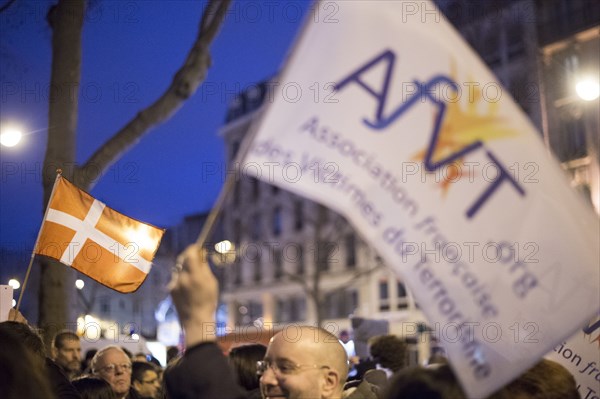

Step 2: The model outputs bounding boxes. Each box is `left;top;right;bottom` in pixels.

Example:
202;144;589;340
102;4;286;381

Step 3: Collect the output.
215;240;233;254
76;317;85;335
131;333;140;341
75;279;85;290
576;78;600;101
12;299;16;307
8;279;20;290
0;128;22;147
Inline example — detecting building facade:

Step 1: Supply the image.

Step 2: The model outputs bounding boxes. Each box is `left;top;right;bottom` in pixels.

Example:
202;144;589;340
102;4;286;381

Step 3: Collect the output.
219;83;426;360
218;0;598;362
437;0;599;212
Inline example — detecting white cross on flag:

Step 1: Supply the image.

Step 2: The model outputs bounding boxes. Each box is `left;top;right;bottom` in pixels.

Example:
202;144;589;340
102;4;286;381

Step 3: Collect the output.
35;174;164;293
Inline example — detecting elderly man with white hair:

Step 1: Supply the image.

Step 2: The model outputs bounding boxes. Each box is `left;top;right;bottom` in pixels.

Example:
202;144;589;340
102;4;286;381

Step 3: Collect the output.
92;345;137;399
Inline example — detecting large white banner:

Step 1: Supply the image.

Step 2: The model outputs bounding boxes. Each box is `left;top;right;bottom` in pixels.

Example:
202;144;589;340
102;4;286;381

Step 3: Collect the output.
546;314;600;399
242;1;600;397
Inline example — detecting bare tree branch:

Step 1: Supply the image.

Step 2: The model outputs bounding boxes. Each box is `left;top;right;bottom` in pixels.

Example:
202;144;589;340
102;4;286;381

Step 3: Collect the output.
0;0;17;14
327;261;385;297
285;271;311;293
77;0;231;189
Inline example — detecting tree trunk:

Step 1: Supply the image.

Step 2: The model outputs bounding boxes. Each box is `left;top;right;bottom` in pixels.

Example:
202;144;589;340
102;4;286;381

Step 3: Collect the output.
38;0;85;347
36;0;230;346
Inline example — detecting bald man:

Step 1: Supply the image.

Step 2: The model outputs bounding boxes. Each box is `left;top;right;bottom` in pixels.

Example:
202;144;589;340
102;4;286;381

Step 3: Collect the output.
166;245;349;399
259;326;349;399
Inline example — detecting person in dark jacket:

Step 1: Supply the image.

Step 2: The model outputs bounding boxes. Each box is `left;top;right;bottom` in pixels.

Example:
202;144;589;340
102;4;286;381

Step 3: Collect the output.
0;328;55;399
165;245;246;399
228;344;267;399
0;316;82;399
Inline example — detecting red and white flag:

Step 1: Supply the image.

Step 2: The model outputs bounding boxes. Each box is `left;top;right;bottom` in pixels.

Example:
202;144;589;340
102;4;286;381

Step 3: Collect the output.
35;174;164;293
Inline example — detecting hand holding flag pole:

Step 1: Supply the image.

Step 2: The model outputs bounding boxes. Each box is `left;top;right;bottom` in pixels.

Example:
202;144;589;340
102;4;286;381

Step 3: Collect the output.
15;169;65;315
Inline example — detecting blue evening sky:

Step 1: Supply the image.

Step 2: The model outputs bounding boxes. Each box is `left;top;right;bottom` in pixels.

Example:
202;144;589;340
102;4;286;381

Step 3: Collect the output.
0;1;311;253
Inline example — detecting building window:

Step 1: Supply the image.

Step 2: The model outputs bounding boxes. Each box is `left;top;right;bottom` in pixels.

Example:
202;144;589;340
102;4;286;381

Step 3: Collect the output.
482;30;501;68
248;301;263;323
295;245;305;275
379;280;390;311
251;213;261;241
100;297;111;315
294;201;303;231
316;241;335;272
557;111;587;162
564;53;579;74
510;74;535;116
276;298;287;322
272;206;282;236
273;248;283;280
252;177;260;200
133;300;141;315
276;297;305;323
237;301;263;326
291;297;306;322
397;281;408;310
233;263;242;286
506;21;525;60
253;251;262;283
324;290;357;319
345;234;356;269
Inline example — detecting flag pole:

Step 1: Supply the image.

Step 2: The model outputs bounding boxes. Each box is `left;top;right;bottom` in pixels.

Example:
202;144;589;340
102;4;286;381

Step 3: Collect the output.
194;2;319;250
15;170;63;315
194;113;262;248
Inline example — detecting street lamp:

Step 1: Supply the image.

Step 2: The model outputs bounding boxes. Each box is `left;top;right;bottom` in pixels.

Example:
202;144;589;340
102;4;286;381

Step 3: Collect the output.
211;239;236;266
0;127;22;147
576;77;600;101
215;240;233;253
7;279;20;290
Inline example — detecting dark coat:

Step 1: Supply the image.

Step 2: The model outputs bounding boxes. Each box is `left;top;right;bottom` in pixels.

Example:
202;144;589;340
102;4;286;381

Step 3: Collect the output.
164;342;246;399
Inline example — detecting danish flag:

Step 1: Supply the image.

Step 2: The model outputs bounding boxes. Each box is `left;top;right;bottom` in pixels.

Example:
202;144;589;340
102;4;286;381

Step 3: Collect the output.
35;174;164;293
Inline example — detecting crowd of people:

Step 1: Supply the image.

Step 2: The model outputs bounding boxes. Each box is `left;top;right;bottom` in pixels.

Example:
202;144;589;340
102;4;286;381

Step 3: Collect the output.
0;244;582;399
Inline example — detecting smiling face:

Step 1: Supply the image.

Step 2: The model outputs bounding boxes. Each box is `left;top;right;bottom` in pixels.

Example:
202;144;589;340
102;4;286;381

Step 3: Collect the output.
94;347;132;398
259;327;348;399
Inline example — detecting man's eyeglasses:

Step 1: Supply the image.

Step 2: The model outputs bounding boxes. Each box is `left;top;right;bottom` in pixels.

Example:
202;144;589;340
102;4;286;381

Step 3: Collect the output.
96;363;132;375
256;360;329;376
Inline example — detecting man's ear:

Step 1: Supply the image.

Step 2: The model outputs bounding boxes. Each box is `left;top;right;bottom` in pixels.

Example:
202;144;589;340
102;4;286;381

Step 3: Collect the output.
321;369;341;398
132;380;142;391
50;346;58;359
